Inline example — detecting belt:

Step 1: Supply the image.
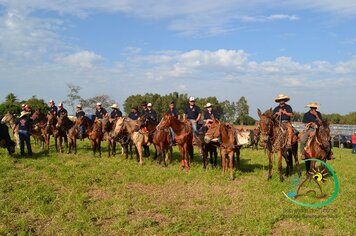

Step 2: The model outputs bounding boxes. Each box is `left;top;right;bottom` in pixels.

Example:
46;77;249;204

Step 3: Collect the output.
281;120;290;123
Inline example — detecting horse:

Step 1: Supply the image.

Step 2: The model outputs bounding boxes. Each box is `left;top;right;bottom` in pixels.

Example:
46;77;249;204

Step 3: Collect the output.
250;128;261;150
30;110;47;148
257;108;301;182
113;117;149;165
195;131;219;168
302;122;332;172
157;113;193;170
101;116;117;157
1;112;20;148
141;114;172;166
0;123;16;155
76;116;103;157
205;119;245;179
56;113;76;154
41;112;58;150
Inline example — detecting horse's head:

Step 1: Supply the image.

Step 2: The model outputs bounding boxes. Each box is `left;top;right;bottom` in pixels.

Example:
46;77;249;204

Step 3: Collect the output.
6;140;16;155
113;117;126;135
204;119;221;143
56;113;67;128
157;113;173;129
318;121;331;146
1;112;13;124
257;108;273;146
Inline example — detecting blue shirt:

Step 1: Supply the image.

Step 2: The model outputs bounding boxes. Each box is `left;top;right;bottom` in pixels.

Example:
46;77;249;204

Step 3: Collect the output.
203;110;220;120
49;105;57;114
184;105;201;120
303;111;323;125
166;108;179;118
95;108;107;119
110;110;122;119
272;104;293;121
128;111;141;120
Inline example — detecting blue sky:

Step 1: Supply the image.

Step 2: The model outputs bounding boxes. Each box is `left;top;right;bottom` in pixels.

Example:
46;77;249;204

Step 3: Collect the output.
1;1;356;116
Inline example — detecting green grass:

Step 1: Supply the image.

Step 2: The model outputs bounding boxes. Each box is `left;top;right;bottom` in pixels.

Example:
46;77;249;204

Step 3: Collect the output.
0;140;355;235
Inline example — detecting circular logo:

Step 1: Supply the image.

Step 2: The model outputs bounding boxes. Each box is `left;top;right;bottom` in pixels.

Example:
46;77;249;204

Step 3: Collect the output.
283;158;339;208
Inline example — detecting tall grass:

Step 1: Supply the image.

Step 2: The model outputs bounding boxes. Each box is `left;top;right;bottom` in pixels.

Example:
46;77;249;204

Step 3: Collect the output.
0;140;355;235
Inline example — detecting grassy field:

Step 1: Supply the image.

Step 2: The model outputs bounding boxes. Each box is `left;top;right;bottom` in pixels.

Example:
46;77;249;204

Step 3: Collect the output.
0;140;355;235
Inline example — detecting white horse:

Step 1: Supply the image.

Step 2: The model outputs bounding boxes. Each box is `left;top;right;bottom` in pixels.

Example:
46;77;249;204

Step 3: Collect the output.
1;112;20;148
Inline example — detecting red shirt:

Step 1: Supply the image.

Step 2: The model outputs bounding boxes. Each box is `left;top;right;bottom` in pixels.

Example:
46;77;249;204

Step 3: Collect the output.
352;134;356;144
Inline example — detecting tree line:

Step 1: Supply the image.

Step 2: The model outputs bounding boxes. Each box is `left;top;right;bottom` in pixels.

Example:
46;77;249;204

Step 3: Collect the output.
1;84;355;125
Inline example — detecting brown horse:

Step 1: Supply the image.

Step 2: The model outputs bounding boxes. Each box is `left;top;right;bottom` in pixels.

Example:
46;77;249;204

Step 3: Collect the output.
56;113;76;154
157;113;193;170
204;119;238;179
250;128;261;150
257;109;301;182
141;114;172;166
194;127;219;169
113;117;148;165
42;112;57;151
30;110;47;148
101;115;117;157
1;112;20;148
303;122;332;172
76;116;103;157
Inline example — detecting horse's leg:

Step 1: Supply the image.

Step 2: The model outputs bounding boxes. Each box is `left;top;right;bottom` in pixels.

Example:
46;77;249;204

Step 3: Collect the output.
112;140;116;156
74;137;77;154
235;147;240;170
229;151;234;180
267;151;273;180
203;146;207;169
136;143;143;165
305;159;311;173
98;140;101;158
293;143;301;177
278;150;284;182
178;145;184;169
107;139;111;158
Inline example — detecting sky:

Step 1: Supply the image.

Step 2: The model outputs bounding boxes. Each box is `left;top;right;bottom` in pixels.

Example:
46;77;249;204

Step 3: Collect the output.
1;0;356;117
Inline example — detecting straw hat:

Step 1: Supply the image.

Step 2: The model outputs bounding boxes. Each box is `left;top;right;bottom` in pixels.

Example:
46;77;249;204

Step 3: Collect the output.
19;111;30;118
274;94;290;102
110;104;119;109
204;102;213;108
96;102;102;106
76;104;82;108
306;102;320;108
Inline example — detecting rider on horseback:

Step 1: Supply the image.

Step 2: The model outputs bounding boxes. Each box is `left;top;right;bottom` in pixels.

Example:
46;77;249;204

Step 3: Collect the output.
76;104;86;140
272;94;294;149
166;101;179;145
95;102;107;121
57;103;68;117
183;96;202;134
48;100;57;115
300;102;333;160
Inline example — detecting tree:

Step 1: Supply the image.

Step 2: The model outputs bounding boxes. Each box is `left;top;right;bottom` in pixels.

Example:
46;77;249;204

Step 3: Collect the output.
5;93;18;105
0;93;21;116
64;84;83;114
24;96;48;113
82;95;116;113
235;96;249;125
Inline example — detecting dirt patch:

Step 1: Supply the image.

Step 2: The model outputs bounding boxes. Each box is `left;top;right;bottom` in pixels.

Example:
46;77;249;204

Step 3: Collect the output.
87;187;113;201
272;220;310;235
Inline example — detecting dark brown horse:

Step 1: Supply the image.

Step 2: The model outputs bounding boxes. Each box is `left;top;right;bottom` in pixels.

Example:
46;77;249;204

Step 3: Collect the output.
56;113;76;154
250;128;260;150
204;119;237;179
101;115;117;157
141;114;172;166
157;113;193;170
257;109;301;182
303;122;332;172
76;116;103;157
195;128;219;169
42;112;57;151
30;110;47;148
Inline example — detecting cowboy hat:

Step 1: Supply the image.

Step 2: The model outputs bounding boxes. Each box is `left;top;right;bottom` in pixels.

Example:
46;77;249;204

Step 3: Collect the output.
147;103;152;107
189;96;195;102
110;103;119;109
274;94;290;102
76;104;82;108
204;102;213;108
19;111;30;118
96;102;102;106
306;102;320;108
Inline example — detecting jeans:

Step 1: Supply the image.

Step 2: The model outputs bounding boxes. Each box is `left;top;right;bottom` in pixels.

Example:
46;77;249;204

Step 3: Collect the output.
79;125;85;138
300;128;314;153
353;144;356;154
169;127;176;143
19;130;32;156
189;119;198;134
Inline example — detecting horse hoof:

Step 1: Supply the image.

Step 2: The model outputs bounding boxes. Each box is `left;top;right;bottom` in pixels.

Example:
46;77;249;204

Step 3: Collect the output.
280;176;284;182
267;175;272;180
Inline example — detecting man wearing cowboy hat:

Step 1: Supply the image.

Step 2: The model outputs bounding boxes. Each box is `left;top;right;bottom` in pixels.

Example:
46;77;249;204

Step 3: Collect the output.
183;96;202;134
95;102;107;120
300;102;330;159
272;93;294;148
203;102;220;125
14;111;33;156
110;104;122;119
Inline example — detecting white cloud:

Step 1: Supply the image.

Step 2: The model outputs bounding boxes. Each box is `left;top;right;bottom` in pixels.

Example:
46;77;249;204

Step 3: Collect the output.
240;14;299;22
56;51;104;68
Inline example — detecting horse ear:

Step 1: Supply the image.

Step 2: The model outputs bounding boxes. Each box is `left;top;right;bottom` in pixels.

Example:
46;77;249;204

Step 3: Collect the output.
257;109;262;118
